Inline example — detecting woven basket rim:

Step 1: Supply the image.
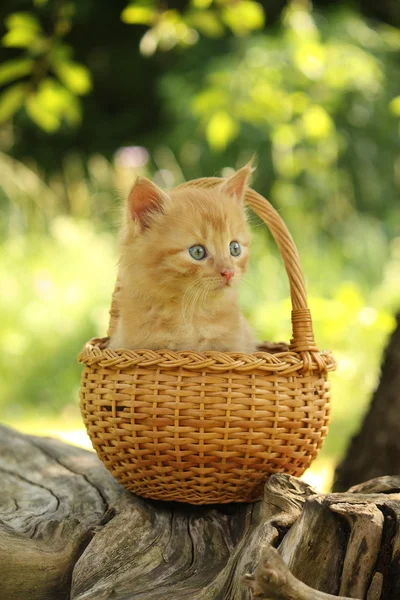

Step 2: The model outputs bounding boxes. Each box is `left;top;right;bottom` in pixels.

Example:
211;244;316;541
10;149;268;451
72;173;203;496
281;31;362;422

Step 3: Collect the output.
78;338;336;374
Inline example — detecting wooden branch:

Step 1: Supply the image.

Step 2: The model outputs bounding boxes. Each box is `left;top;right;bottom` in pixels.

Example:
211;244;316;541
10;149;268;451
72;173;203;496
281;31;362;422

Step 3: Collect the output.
348;474;400;494
244;546;357;600
0;425;311;600
330;502;383;598
2;424;400;599
71;468;312;600
0;425;123;600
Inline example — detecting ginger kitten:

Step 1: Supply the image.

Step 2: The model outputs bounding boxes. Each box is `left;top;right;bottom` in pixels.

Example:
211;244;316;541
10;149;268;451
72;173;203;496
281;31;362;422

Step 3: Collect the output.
109;165;257;353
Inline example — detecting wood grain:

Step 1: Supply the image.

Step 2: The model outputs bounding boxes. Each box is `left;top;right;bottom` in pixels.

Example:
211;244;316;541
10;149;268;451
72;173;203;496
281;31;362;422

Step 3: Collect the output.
2;425;400;599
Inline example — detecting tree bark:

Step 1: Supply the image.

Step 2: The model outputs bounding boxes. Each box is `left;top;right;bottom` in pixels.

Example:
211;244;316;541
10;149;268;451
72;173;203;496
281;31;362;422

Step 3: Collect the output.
1;424;400;599
244;546;355;600
334;313;400;492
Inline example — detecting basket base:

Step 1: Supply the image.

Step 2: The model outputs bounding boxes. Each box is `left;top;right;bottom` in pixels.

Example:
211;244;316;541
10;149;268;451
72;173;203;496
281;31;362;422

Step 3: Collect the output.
119;476;266;504
79;340;333;505
90;444;316;504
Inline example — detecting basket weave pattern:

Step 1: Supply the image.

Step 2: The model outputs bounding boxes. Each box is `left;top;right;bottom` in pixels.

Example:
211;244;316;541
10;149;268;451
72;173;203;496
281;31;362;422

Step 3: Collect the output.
79;179;335;504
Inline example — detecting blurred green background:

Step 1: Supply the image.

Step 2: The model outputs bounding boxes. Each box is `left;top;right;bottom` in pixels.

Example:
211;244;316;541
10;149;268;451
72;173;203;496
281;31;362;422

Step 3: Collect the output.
1;0;399;491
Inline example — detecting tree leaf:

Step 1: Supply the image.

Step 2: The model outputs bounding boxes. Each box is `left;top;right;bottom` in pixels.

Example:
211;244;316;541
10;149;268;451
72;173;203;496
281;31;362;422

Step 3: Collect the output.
0;58;34;86
25;79;82;131
192;88;228;115
5;12;41;32
26;93;61;132
222;1;265;36
206;111;239;150
0;83;26;123
53;61;92;95
2;28;39;48
302;105;333;139
187;11;224;37
190;0;213;9
389;96;400;116
121;6;155;25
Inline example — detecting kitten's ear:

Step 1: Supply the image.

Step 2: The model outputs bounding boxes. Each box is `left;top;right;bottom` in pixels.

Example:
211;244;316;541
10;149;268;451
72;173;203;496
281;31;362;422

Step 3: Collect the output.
127;177;170;229
219;162;255;202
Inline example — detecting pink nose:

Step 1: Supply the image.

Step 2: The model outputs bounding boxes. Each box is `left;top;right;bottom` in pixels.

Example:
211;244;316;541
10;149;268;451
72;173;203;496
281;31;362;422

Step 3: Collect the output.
221;268;234;284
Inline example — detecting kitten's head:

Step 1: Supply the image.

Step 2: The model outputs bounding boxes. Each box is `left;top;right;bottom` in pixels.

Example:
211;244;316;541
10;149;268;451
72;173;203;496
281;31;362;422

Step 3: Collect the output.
120;165;253;302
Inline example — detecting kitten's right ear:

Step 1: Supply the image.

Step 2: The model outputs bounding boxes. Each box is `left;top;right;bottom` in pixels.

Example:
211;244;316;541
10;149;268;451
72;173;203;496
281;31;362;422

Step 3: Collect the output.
127;177;170;229
219;161;255;203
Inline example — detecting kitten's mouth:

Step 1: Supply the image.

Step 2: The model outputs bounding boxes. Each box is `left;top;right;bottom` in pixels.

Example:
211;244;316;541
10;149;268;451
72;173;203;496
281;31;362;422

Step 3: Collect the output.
204;276;237;293
215;278;235;290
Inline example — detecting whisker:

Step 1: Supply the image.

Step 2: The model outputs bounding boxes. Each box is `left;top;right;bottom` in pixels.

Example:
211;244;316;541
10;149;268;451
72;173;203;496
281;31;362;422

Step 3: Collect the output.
181;279;203;323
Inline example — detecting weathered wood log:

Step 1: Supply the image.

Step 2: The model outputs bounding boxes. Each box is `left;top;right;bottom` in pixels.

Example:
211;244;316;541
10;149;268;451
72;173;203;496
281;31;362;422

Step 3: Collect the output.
1;424;400;599
334;312;400;491
244;546;354;600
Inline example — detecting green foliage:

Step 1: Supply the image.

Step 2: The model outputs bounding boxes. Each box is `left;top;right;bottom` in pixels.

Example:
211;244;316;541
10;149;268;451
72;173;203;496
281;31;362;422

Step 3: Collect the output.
390;95;400;117
184;3;400;166
0;83;27;122
158;4;400;292
0;217;115;418
0;0;266;130
0;58;34;86
0;3;91;130
0;0;399;469
2;12;41;48
26;79;80;131
121;0;265;55
221;1;264;36
206;111;239;150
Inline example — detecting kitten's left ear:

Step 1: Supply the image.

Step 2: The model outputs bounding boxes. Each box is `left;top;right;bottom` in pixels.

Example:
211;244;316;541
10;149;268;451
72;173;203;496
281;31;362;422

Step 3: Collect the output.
219;162;255;202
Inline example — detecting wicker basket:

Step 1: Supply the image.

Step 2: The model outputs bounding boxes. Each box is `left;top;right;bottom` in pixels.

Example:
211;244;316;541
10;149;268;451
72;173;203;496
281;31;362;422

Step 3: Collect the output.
79;177;335;505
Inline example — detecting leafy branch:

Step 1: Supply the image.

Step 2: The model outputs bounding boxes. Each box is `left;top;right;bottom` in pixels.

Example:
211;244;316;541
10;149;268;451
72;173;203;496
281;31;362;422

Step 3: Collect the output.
0;1;91;131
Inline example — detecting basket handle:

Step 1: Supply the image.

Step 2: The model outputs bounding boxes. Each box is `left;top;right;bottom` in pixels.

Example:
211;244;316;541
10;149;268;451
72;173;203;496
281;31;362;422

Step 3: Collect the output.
108;178;319;370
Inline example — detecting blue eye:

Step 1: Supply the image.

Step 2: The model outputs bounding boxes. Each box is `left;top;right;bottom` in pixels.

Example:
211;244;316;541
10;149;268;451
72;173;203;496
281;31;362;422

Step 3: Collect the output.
229;241;241;257
189;245;207;260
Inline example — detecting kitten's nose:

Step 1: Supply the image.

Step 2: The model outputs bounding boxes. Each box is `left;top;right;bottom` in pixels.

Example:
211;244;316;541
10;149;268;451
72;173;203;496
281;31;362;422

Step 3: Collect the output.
221;268;234;284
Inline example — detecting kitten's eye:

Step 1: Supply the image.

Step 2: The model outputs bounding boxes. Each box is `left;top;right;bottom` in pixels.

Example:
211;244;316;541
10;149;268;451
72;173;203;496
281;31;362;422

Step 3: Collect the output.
189;245;207;260
229;241;241;257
